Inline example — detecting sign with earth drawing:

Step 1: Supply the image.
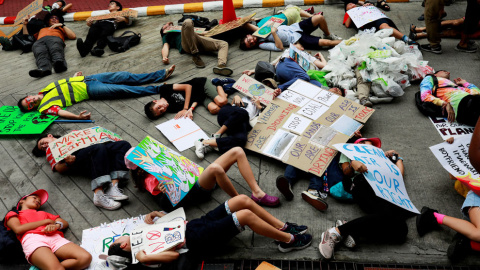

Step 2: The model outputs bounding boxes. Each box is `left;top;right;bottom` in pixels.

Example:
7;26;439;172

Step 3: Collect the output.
232;74;275;105
0;106;57;135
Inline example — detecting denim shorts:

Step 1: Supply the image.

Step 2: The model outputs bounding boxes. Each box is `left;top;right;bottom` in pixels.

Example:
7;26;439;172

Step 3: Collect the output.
461;190;480;218
185;201;244;254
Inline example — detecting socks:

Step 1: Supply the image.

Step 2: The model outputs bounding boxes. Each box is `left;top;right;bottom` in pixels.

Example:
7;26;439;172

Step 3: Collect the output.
279;223;288;231
433;212;446;224
402;35;411;43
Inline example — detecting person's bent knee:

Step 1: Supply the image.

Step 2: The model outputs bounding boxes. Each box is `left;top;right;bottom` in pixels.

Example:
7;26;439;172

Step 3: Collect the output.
208;163;225;175
379;23;390;29
77;251;92;268
234;194;253;206
230;147;245;158
208;103;221;114
235;209;255;224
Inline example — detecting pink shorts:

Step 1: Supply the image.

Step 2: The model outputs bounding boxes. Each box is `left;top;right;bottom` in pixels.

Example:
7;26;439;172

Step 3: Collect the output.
22;233;71;263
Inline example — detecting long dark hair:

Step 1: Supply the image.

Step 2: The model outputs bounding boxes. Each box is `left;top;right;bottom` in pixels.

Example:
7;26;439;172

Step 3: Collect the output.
130;168;147;192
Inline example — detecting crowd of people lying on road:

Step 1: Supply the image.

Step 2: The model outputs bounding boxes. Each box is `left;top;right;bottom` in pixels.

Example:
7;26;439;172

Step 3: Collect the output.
2;0;480;269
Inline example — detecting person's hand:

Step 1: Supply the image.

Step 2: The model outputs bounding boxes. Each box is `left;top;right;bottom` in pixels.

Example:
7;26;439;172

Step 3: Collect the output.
86;18;94;26
174;109;188;119
446;137;455;144
114;17;126;23
144;211;157;224
273;88;282;98
242;70;254;76
78;110;91;120
162;56;169;65
157;182;167;193
50;23;63;29
135;250;147;262
43;219;55;226
23;15;30;24
185;109;193;120
270;26;277;34
314;52;323;59
454;78;467;86
73;71;83;77
252;96;262;108
353;130;362;138
233;96;244;107
42;224;59;234
351;160;368;173
64;155;76;165
443;102;455;122
385;150;398;158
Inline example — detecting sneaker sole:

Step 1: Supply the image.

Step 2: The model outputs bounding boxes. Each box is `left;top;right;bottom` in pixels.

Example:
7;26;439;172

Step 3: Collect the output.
301;192;328;211
107;195;129;201
94;202;122;210
277;238;312;253
276;176;294;201
420;47;442;54
213;67;233;76
455;47;478;53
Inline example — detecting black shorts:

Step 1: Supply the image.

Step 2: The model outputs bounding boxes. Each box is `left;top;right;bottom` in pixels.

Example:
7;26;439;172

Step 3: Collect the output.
298;17;322;49
185;201;243;254
362;18;398;31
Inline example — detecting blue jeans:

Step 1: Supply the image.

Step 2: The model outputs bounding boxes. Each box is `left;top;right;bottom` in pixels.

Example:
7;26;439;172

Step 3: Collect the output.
285;165;323;191
85;69;167;99
276;58;323;91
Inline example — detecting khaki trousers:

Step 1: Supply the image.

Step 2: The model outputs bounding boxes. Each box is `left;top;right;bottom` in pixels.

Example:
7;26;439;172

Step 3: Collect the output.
356;68;371;101
424;0;445;47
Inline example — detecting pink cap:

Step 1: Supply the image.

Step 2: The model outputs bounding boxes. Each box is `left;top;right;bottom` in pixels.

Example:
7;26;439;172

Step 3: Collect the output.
124;147;138;170
17;189;49;210
354;137;382;148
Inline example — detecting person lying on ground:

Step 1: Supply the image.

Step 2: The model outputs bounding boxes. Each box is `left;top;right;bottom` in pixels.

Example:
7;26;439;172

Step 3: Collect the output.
409;18;480;41
241;14;342;51
17;66;175;120
243;43;328;91
144;77;228;120
32;134;132;210
255;5;319;28
25;0;73;36
76;1;133;57
343;2;416;44
127;147;280;209
420;70;480;126
23;10;76;78
107;195;311;269
160;19;233;76
319;137;410;260
5;189;92;269
341;0;391;11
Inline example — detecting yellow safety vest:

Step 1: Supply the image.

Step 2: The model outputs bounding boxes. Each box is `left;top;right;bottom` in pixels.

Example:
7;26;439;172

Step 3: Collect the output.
38;76;89;113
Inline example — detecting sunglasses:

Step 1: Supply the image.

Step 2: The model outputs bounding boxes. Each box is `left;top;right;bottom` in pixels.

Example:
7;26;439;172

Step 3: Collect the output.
24;97;36;110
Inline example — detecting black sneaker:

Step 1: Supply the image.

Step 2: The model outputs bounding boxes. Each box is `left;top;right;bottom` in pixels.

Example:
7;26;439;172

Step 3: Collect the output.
29;69;52;78
455;43;478;53
211;77;235;86
53;61;67;73
278;234;312;253
418;14;424;21
282;222;308;235
447;233;470;262
76;38;88;57
416;206;439;236
276;175;294;201
91;47;105;57
419;44;442;54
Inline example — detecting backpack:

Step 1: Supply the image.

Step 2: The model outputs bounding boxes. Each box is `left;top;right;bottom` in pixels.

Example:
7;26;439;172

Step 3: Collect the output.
254;61;276;82
11;34;35;53
0;210;26;264
106;31;141;53
415;74;445;117
177;14;218;30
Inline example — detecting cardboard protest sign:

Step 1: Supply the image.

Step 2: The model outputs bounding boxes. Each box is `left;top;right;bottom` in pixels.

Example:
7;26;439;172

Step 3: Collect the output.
429;116;474;140
14;0;43;26
81;215;146;270
246;79;373;176
127;136;203;206
164;25;206;34
233;74;275;105
0;106;57;134
430;134;480;195
334;143;419;213
347;6;388;28
48;127;122;162
289;44;317;71
87;9;138;22
203;13;255;37
253;17;285;38
156;118;209;152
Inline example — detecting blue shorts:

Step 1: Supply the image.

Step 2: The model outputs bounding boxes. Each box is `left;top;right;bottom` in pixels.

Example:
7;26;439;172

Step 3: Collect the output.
185;201;244;254
461;191;480;218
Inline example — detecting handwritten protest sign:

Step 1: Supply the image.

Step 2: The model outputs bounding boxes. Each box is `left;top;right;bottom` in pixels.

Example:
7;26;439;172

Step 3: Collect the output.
164;25;205;34
430;134;480;195
156;118;209;152
14;0;43;26
81;215;146;270
253;17;285;38
127;136;203;206
347;6;388;28
0;106;57;134
334;143;419;213
48;127;122;162
289;44;317;71
233;74;275;105
429;116;474;140
245;79;374;177
203;13;255;37
87;9;138;22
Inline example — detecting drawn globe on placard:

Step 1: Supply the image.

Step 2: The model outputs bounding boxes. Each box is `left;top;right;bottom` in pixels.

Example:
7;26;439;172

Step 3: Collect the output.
248;84;266;96
258;26;271;36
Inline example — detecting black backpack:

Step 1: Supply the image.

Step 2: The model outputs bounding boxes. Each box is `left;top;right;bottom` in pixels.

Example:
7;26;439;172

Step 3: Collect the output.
415;74;446;117
177;14;218;30
106;31;141;53
0;210;26;264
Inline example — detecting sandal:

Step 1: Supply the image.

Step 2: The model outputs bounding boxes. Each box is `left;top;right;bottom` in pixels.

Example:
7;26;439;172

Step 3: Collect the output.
377;0;390;11
251;193;280;207
409;24;417;41
165;65;175;80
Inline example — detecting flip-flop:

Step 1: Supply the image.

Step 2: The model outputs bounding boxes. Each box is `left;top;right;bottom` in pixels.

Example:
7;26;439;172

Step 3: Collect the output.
377;0;390;11
165;65;175;80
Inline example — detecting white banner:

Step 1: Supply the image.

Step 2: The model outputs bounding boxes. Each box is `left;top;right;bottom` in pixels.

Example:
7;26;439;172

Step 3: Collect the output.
429;116;474;140
347;6;388;28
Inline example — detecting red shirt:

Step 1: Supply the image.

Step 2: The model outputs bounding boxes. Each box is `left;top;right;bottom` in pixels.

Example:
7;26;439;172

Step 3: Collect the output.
343;13;350;25
46;147;57;170
144;174;161;196
4;209;62;242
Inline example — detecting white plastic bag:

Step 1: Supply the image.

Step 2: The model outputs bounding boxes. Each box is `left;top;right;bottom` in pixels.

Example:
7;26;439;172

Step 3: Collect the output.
374;28;393;38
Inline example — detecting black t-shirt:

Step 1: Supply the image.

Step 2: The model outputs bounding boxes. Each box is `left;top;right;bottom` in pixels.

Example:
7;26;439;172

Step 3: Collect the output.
160;77;207;113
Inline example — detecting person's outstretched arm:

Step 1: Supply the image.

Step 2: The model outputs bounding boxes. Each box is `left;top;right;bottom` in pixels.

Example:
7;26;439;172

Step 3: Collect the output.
57;109;91;120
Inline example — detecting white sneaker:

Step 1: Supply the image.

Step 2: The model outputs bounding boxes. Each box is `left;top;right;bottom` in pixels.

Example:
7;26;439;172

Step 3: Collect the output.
94;192;121;210
194;139;212;159
319;228;342;260
105;183;129;201
335;220;356;248
324;33;342;40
